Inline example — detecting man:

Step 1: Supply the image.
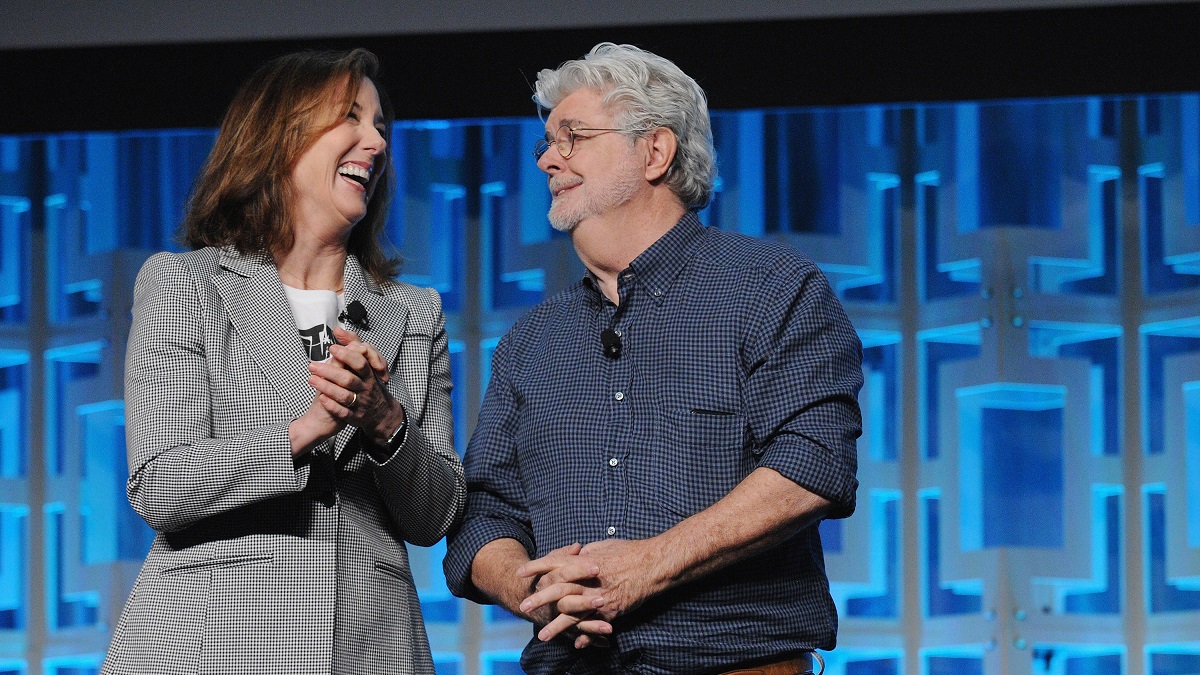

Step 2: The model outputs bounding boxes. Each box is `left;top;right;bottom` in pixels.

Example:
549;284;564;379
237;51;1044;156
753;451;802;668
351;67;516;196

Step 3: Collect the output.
444;43;863;675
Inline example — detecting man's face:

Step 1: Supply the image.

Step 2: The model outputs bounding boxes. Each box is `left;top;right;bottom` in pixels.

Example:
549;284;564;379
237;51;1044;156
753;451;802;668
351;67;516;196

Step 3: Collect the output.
537;88;645;233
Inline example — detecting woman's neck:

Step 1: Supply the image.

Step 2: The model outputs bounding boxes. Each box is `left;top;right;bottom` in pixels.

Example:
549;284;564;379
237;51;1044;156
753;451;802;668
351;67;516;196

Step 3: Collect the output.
275;238;347;292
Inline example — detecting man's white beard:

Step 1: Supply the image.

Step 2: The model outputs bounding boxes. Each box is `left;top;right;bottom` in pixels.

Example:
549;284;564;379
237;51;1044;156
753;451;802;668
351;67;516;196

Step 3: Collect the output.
547;153;643;232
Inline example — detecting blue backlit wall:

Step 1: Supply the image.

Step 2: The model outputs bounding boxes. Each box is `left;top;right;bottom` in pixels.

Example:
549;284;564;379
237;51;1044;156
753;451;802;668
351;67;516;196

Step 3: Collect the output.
1;94;1199;675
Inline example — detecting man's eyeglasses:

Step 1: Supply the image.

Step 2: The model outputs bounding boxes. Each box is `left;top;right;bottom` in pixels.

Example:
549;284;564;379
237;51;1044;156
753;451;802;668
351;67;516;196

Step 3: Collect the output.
533;123;624;160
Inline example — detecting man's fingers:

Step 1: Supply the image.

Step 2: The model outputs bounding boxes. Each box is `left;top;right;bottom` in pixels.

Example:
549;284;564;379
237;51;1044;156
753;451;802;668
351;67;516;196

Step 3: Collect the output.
574;619;613;638
555;592;604;615
520;582;598;614
535;560;601;589
537;612;580;642
519;583;566;614
517;544;585;578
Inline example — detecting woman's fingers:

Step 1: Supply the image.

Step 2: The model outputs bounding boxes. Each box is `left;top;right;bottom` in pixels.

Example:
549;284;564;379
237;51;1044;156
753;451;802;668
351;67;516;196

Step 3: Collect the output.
333;326;390;382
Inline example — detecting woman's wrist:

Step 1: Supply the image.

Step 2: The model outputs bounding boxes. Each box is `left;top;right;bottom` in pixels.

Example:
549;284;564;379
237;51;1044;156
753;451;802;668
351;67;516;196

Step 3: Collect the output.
289;416;327;457
372;401;408;447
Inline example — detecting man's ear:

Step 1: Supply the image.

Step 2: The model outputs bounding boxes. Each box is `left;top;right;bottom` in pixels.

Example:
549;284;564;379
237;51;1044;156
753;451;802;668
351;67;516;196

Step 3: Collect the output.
643;127;677;182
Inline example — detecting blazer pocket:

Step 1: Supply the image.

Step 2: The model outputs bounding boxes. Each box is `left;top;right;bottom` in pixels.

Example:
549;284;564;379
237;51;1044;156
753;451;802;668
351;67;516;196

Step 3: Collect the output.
374;560;416;586
160;553;273;576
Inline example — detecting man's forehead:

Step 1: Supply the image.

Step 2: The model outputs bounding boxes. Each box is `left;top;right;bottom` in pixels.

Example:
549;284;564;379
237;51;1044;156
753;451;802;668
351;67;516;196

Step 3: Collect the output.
544;88;612;129
545;116;586;133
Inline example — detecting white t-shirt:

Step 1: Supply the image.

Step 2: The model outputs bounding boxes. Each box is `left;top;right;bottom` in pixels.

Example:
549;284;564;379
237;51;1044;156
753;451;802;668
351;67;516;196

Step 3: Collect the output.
281;284;346;361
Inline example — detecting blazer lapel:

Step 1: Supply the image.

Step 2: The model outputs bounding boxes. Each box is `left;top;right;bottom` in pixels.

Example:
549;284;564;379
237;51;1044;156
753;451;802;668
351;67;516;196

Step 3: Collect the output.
211;247;314;421
334;256;411;457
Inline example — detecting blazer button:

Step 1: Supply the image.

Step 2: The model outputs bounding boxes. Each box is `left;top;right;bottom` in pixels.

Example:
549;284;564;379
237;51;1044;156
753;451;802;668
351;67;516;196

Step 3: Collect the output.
316;490;336;508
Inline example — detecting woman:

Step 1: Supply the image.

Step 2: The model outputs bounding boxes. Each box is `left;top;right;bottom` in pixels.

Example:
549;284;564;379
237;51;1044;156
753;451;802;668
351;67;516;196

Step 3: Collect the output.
102;49;465;674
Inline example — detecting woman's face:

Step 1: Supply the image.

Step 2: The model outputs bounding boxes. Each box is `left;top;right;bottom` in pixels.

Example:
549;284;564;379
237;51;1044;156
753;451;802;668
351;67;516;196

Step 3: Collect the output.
290;77;388;239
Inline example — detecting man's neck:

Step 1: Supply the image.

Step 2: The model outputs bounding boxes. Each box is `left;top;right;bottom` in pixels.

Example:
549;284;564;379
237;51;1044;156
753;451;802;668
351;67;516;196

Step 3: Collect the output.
571;193;686;305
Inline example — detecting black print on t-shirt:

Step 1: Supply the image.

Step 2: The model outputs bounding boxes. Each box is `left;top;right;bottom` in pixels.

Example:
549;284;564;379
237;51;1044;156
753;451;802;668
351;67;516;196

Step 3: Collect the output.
299;323;335;361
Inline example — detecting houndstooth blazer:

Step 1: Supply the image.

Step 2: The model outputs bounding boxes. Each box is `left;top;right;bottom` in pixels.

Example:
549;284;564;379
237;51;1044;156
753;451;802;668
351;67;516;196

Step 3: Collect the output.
102;246;465;675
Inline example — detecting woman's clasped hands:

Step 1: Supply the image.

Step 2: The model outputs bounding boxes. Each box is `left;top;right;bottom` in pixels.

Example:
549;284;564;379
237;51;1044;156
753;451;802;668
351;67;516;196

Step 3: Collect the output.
294;325;406;455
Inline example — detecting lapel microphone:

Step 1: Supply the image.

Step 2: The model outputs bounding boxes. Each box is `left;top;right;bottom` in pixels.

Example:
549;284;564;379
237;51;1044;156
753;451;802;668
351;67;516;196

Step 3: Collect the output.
339;300;370;331
600;328;622;359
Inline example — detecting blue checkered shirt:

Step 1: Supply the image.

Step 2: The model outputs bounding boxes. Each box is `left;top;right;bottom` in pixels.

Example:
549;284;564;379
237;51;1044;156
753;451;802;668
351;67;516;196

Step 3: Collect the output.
445;213;863;674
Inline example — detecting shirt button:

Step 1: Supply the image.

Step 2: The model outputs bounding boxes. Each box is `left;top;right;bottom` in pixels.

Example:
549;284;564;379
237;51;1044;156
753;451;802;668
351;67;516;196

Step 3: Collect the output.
652;288;663;297
614;391;625;401
608;458;619;467
614;329;622;337
606;526;617;536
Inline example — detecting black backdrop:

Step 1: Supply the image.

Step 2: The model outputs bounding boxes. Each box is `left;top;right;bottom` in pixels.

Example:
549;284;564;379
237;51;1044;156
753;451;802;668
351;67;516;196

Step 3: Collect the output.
2;2;1199;133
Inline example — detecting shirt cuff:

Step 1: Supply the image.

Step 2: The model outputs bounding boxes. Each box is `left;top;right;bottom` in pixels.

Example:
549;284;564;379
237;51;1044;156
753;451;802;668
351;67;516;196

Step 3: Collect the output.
757;436;858;518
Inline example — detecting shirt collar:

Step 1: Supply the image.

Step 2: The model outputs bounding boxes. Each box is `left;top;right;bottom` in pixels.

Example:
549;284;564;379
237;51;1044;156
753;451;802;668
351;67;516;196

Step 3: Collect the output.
580;212;707;305
625;212;706;301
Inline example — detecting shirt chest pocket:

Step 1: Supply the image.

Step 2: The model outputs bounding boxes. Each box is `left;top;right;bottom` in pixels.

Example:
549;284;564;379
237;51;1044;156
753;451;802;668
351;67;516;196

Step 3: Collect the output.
651;408;755;519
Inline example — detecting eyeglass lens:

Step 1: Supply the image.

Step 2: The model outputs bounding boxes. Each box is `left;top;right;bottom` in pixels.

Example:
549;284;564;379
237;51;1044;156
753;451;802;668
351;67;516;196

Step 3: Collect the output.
554;126;575;158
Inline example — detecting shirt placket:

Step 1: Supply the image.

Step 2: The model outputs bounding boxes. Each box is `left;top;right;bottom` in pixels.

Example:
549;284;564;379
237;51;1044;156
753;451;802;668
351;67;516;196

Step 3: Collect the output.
599;271;637;542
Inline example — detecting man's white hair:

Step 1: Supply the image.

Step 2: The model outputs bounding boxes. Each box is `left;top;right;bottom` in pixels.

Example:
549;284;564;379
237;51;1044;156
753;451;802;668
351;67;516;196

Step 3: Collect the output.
533;42;717;212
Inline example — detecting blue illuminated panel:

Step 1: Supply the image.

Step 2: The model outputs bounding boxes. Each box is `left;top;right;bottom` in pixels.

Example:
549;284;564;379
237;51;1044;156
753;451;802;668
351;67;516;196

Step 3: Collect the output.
43;342;106;476
1062;493;1122;614
77;401;152;562
1060;652;1122;675
844;497;899;618
846;659;899;675
1143;94;1200;295
432;653;462;675
482;652;525;675
42;656;100;675
979;397;1064;549
1152;651;1200;675
0;351;29;477
928;655;982;675
387;122;468;312
44;507;98;630
0;507;27;629
1147;490;1200;612
923;495;983;617
479;120;558;310
1;92;1199;673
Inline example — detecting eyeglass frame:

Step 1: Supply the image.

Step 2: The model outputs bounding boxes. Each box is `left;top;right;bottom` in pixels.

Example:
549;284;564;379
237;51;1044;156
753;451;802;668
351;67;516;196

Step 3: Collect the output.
533;123;626;160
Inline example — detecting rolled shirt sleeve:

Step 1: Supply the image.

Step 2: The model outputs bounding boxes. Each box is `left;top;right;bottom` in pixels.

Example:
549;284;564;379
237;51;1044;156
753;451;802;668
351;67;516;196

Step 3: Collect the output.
741;256;863;518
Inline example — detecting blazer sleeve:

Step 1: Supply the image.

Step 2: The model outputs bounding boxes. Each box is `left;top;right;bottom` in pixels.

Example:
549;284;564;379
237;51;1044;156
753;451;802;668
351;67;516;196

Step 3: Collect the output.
369;287;465;547
124;252;310;533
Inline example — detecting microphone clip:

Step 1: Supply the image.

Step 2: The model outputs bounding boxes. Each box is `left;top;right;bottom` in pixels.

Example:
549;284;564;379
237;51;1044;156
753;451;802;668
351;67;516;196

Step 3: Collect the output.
339;300;371;331
600;328;622;359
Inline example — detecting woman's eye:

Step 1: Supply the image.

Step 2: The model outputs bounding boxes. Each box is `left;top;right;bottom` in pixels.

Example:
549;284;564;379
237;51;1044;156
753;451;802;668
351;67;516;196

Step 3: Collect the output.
347;111;360;122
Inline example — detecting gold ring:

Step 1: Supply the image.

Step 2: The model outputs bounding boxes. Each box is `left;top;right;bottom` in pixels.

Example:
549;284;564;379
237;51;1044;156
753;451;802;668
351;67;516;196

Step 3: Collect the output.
349;392;358;408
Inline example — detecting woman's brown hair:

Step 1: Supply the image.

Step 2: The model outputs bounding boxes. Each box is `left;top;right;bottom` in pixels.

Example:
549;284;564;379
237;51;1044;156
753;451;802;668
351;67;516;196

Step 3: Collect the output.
182;48;399;283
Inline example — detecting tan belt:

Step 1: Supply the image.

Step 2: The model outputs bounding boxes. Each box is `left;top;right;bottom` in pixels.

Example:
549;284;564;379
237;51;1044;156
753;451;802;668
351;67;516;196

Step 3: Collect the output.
717;653;816;675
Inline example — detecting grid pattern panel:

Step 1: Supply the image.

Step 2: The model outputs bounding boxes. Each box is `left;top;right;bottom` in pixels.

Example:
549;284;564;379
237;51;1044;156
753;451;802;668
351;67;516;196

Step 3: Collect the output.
0;94;1197;674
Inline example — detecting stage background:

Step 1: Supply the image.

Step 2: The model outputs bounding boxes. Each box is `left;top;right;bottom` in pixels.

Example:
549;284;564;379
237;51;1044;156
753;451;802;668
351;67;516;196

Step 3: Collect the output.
2;3;1200;674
